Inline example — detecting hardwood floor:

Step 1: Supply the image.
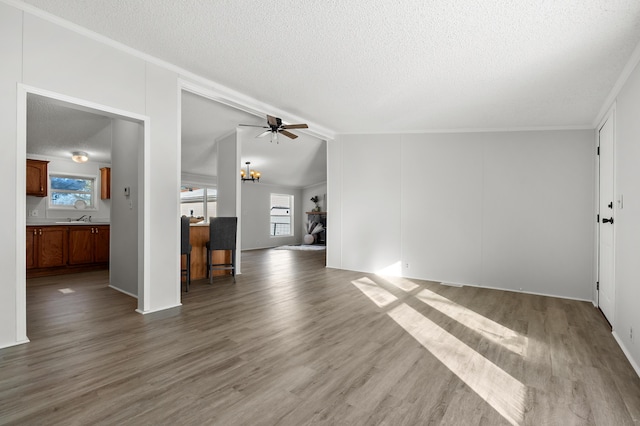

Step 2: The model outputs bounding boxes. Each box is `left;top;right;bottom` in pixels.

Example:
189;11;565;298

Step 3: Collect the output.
1;248;639;425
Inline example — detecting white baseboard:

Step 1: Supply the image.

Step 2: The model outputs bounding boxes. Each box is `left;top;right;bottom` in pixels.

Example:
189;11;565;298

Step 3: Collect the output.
478;283;593;303
612;331;640;379
398;273;592;303
440;281;465;288
108;285;138;299
0;338;30;350
135;303;182;315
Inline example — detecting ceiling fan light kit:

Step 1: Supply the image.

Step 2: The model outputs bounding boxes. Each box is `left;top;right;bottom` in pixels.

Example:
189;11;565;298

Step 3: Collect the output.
239;114;308;144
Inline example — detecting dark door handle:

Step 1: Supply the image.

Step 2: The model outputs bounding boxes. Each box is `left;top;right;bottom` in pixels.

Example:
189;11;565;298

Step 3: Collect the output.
603;217;614;224
608;202;613;209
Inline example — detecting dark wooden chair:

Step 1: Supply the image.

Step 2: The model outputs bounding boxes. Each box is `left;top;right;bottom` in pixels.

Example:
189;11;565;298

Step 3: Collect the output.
206;217;237;283
180;216;192;291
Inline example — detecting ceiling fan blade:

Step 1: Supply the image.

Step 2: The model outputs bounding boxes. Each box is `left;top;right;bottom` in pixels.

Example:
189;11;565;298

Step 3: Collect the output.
267;115;279;126
256;130;272;138
281;123;308;129
239;124;268;128
279;129;298;139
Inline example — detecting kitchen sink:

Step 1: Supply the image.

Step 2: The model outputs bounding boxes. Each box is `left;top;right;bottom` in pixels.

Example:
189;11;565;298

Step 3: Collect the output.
55;221;91;224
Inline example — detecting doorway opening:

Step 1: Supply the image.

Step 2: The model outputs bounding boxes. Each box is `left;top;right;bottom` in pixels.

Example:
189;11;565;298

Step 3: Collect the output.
179;84;329;292
16;85;150;343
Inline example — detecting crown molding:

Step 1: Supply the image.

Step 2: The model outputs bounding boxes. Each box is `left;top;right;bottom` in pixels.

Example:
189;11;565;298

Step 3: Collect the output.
593;37;640;128
338;125;594;136
3;0;335;141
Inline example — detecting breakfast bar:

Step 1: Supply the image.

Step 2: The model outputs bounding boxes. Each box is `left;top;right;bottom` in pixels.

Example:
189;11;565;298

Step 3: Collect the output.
181;223;232;281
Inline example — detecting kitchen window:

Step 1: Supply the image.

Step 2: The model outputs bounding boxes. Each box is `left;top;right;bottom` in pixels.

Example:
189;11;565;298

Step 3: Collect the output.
48;173;96;210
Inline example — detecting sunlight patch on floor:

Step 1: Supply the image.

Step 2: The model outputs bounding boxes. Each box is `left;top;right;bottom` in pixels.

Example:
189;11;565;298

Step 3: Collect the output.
351;277;527;425
388;303;526;426
376;275;420;293
352;277;398;308
414;288;528;356
58;288;75;294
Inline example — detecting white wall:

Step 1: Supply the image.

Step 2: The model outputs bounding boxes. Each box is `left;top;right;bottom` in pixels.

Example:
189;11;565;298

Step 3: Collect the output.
608;57;640;373
341;135;403;273
110;119;142;297
241;183;302;250
144;62;181;311
22;13;146;113
215;132;242;271
332;130;595;300
326;139;342;268
401;134;483;284
1;3;182;347
216;132;239;217
0;2;24;348
25;155;111;223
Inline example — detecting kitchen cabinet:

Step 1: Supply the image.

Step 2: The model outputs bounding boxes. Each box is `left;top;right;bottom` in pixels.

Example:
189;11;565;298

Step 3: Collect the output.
26;224;110;277
94;226;110;263
68;226;110;265
100;167;111;199
26;226;68;269
26;159;49;197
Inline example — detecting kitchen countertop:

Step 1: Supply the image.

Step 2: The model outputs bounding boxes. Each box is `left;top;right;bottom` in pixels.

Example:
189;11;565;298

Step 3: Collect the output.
27;222;110;226
189;222;209;227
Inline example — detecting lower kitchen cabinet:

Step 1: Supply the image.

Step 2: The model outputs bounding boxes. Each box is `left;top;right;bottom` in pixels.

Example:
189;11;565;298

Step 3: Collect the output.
26;226;68;269
93;226;110;263
27;225;110;277
68;226;110;265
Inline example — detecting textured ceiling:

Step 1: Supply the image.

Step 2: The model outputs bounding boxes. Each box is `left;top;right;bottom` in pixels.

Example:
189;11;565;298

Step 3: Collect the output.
27;94;113;163
27;92;327;188
20;0;640;132
182;91;326;188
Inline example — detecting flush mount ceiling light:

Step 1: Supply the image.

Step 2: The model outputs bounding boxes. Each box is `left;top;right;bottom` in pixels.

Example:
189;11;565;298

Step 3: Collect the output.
71;151;89;163
240;161;260;182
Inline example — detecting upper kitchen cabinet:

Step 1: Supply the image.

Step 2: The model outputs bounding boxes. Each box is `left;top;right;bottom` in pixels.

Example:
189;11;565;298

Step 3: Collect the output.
26;159;49;197
100;167;111;199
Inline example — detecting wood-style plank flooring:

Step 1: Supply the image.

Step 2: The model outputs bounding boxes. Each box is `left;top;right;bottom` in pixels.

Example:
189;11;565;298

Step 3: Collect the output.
1;248;640;425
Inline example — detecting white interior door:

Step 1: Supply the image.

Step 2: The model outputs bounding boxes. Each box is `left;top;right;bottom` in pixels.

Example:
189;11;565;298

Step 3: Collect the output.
598;114;615;323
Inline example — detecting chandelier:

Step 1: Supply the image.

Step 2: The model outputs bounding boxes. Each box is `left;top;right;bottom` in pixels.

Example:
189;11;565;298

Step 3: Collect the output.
240;161;261;182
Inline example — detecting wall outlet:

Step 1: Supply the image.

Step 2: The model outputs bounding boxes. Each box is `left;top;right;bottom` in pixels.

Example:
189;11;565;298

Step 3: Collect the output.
29;209;38;217
631;327;633;341
404;262;409;269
